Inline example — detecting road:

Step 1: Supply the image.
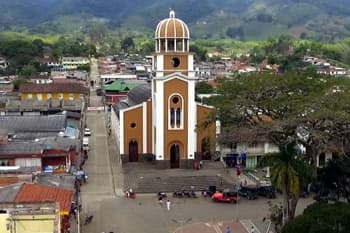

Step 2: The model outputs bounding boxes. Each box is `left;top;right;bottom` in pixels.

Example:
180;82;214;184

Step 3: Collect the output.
78;59;314;233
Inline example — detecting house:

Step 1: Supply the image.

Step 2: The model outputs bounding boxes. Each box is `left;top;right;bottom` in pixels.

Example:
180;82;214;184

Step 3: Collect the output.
0;182;73;233
0;114;80;172
100;74;137;84
29;74;53;84
0;136;80;173
19;83;88;101
62;57;89;70
2;98;84;115
110;11;216;168
103;80;143;105
0;201;60;233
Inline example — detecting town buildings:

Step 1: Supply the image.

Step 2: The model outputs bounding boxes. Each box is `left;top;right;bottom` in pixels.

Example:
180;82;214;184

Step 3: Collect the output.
19;83;89;101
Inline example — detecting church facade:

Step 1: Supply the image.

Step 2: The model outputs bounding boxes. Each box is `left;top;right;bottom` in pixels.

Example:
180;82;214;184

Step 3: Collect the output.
111;11;215;168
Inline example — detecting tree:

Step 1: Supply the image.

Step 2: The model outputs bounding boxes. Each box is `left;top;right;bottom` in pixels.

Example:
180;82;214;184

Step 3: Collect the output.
226;26;244;39
260;140;311;225
190;44;207;61
282;202;350;233
18;64;36;77
318;154;350;202
195;82;214;94
212;73;350;178
120;37;135;53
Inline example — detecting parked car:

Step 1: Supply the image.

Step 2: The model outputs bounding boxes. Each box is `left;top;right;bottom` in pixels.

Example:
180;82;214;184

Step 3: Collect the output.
258;185;276;198
238;185;258;200
84;128;91;136
211;189;238;203
83;137;89;151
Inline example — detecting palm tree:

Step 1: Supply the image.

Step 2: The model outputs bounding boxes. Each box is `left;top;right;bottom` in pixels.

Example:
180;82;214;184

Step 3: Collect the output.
260;139;311;225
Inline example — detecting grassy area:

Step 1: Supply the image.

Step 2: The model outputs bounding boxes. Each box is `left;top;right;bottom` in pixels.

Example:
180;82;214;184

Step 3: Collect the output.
0;31;60;44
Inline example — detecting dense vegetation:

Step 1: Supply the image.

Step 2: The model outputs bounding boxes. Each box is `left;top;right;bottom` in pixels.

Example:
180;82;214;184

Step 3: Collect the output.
282;202;350;233
0;32;96;76
1;0;350;40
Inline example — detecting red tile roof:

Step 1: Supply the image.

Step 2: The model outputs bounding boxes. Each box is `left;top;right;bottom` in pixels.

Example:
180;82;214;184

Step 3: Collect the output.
15;183;73;215
19;83;88;94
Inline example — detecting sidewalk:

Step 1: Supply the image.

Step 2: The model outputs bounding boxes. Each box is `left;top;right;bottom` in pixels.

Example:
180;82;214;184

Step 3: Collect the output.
107;134;124;196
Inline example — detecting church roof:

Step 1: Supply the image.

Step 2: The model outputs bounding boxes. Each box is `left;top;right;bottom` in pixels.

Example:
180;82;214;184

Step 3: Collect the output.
127;84;152;106
155;11;190;39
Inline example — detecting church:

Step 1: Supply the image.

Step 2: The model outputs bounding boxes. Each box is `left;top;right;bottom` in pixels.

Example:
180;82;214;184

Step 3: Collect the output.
110;11;216;168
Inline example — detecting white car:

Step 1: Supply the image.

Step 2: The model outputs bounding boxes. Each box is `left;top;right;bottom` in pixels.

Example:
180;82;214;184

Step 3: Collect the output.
84;128;91;136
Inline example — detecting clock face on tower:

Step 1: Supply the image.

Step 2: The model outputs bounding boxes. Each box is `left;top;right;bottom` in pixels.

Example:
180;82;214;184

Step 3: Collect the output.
171;57;180;68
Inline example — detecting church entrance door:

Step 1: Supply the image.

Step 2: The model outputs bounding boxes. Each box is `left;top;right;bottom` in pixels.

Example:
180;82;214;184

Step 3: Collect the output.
129;140;138;162
170;144;180;168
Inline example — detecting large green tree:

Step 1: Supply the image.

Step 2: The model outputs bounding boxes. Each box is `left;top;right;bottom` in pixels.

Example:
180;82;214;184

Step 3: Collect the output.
282;202;350;233
212;73;350;178
318;154;350;202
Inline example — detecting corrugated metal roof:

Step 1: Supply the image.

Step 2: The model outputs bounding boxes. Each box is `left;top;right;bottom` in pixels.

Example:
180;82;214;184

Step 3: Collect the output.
0;114;66;133
0;183;23;202
103;81;140;92
0;136;80;155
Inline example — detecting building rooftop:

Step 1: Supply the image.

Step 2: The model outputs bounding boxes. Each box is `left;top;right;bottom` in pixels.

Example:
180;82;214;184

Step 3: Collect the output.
0;114;66;134
127;84;151;106
19;83;89;94
0;183;23;202
103;80;141;92
0;136;80;155
14;183;73;215
35;174;75;190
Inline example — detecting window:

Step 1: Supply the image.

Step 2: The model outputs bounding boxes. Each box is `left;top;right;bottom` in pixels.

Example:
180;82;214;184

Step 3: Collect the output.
172;96;179;104
130;123;136;128
27;94;33;99
176;108;181;127
168;94;183;129
170;108;175;127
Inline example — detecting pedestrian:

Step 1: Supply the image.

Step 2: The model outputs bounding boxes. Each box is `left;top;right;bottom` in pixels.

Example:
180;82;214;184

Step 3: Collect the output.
166;200;171;211
250;226;255;233
226;226;232;233
158;195;163;205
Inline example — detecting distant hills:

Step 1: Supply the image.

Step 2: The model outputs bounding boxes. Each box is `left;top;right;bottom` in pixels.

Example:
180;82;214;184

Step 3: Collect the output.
1;0;350;41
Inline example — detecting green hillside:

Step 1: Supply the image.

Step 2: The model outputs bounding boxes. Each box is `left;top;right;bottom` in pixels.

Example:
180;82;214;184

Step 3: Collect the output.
1;0;350;41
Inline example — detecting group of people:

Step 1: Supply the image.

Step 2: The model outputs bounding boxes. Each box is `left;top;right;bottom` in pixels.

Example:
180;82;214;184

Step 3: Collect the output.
158;196;171;210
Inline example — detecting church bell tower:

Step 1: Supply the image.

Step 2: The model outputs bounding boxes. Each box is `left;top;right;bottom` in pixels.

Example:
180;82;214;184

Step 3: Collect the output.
153;10;195;78
151;11;197;167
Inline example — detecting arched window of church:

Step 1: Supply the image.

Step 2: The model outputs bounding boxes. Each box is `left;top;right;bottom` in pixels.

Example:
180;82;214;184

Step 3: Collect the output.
169;94;183;129
170;108;175;127
176;108;181;127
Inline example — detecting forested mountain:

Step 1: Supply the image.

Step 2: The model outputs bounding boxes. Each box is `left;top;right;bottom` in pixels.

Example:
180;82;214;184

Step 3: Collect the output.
1;0;350;40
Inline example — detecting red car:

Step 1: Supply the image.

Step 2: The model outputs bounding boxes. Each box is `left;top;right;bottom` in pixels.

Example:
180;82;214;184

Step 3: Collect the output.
211;189;238;203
